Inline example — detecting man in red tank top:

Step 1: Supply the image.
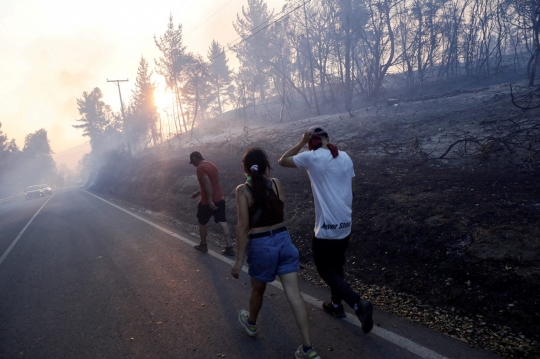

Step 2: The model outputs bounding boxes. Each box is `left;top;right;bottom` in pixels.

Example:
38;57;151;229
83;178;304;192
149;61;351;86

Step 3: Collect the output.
189;151;235;256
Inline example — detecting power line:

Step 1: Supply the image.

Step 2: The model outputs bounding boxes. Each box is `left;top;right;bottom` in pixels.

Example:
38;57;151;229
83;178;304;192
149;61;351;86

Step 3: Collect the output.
247;0;306;36
219;0;306;54
106;0;307;85
113;0;307;75
109;0;193;76
213;0;311;60
185;0;238;37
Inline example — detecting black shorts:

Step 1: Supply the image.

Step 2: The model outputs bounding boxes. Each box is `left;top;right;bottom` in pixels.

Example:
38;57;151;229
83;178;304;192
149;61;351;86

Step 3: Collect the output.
197;200;226;225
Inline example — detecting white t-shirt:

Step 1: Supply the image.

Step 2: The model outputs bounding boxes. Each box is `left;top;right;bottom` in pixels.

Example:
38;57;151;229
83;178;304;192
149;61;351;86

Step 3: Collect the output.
293;148;355;239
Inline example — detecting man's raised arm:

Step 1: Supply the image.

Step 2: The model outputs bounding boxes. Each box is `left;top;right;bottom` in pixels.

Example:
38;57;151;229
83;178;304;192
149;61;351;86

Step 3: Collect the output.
278;130;313;168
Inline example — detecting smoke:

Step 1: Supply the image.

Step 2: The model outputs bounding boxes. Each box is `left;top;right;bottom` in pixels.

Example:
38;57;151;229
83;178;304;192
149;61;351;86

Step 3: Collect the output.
0;33;115;154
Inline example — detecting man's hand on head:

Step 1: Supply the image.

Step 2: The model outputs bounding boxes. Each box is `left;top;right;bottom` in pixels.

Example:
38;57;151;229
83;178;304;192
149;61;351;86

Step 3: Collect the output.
302;130;313;144
279;131;311;168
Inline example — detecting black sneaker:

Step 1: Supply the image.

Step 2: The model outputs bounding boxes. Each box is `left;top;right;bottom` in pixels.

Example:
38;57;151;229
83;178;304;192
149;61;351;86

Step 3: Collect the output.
322;301;346;318
222;246;235;256
355;300;373;333
194;243;208;253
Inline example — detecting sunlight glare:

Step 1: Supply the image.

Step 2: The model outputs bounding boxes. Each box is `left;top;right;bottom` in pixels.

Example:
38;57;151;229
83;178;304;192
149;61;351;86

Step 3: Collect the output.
153;83;173;112
154;88;174;112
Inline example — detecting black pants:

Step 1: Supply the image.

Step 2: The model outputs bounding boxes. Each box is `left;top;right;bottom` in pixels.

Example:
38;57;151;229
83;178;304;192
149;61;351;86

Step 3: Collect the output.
312;234;360;309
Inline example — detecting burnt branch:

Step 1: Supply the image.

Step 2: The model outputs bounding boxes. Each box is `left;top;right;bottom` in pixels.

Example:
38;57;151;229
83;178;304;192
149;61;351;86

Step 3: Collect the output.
439;137;481;159
510;84;540;110
440;120;540;161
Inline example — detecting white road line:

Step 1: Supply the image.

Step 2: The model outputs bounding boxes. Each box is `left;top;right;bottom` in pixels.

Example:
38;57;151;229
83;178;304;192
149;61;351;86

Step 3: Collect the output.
0;194;55;267
271;280;449;359
83;189;449;359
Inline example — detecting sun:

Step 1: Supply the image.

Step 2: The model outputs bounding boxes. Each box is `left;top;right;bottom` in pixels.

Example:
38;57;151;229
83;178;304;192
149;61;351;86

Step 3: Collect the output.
153;86;174;112
152;75;174;113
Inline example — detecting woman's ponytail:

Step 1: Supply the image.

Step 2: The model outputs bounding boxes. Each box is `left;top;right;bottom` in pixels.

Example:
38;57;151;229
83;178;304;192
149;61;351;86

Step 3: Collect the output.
242;147;272;209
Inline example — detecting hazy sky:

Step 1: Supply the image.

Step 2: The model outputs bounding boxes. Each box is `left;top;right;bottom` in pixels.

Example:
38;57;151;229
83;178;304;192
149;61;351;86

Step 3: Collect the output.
0;0;285;155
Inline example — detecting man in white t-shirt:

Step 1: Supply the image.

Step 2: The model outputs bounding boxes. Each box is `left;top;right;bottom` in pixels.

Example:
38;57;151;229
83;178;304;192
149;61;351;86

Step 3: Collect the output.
278;126;373;334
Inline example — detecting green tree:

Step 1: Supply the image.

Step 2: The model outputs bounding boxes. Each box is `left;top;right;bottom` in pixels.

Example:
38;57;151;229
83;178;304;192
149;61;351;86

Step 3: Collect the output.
231;69;255;126
0;123;21;197
127;56;159;152
23;129;53;157
22;128;57;186
180;54;211;139
207;40;232;115
0;123;8;154
233;0;274;102
73;87;119;156
155;15;189;134
0;123;18;156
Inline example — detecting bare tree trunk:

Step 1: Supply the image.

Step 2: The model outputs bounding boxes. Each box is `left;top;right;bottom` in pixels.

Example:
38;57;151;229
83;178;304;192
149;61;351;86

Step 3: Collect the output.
190;77;199;140
529;51;539;86
173;81;187;133
280;70;286;122
529;11;540;86
304;3;320;115
343;0;353;114
171;95;179;136
373;0;395;96
216;79;223;114
242;83;247;126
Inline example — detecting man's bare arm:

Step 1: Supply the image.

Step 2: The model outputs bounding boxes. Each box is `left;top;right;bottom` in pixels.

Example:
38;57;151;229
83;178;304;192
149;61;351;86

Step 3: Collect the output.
200;175;217;210
278;130;313;168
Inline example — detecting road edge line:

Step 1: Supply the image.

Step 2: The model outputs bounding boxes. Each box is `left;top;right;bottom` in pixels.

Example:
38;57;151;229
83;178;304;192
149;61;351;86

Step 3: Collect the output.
82;189;449;359
0;194;56;267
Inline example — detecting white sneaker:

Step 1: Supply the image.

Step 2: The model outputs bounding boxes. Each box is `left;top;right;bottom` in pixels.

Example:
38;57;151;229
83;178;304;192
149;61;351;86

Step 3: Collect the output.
295;345;321;359
238;309;258;337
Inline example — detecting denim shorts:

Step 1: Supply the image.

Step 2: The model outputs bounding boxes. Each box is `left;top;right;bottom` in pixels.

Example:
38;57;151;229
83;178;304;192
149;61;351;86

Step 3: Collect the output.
247;227;300;282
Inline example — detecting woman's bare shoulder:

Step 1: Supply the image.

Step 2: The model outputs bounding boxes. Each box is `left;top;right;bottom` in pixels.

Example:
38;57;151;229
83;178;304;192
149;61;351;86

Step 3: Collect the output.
236;183;247;193
271;177;285;192
271;177;284;189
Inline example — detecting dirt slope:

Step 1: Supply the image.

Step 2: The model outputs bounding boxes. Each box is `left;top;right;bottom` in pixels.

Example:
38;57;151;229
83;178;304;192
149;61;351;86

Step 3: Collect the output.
89;81;540;358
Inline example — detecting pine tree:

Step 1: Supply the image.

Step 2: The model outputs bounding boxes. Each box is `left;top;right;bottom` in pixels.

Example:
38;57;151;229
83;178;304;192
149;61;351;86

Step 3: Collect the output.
128;56;159;151
155;15;189;134
73;88;114;154
233;0;274;102
22;128;57;186
0;123;21;197
180;54;211;139
207;40;232;115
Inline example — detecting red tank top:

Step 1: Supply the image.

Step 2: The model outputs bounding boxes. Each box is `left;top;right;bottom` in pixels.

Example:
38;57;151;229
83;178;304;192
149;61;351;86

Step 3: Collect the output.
196;161;224;204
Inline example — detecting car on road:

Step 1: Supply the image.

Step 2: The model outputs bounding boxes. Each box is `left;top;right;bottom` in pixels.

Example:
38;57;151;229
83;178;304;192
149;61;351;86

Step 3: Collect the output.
75;179;83;186
25;185;44;200
40;184;53;195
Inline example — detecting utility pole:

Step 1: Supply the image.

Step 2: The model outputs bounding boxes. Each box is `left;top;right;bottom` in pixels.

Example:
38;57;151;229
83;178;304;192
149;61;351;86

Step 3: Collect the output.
107;79;131;156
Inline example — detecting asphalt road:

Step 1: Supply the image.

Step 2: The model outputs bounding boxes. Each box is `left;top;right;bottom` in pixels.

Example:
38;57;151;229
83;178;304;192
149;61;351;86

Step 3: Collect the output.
0;188;501;359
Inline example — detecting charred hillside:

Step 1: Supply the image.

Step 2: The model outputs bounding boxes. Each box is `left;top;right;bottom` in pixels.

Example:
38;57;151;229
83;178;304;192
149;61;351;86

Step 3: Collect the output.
88;82;540;358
